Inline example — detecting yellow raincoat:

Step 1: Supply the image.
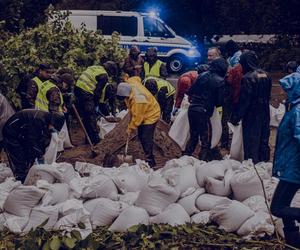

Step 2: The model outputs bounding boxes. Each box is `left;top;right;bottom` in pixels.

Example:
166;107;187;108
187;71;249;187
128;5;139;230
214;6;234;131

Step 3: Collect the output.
125;77;161;133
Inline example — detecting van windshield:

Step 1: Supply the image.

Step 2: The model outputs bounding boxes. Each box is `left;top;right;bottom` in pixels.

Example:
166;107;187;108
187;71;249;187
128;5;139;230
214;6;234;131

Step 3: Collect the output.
97;16;138;36
143;17;174;38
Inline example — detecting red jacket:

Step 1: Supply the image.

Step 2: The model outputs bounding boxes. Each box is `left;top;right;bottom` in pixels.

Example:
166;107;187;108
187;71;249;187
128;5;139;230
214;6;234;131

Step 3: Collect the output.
175;71;198;108
226;64;243;104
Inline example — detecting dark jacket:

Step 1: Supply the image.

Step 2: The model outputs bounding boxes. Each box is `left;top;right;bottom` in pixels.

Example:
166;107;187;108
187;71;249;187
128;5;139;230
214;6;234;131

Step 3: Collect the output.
232;51;272;122
123;55;144;77
17;75;39;109
188;58;228;117
3;110;53;159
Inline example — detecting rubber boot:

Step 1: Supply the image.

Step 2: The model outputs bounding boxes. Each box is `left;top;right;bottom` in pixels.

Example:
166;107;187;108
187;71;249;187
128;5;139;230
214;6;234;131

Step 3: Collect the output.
284;226;300;249
198;148;212;162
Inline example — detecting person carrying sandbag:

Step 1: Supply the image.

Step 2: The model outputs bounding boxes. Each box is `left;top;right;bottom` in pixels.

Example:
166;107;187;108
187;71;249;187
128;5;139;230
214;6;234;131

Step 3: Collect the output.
116;77;161;167
2;110;65;183
183;58;228;161
271;67;300;248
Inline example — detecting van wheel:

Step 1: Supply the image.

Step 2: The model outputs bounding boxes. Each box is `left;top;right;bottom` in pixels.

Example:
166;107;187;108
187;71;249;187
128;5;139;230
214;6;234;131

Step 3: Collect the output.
168;55;185;73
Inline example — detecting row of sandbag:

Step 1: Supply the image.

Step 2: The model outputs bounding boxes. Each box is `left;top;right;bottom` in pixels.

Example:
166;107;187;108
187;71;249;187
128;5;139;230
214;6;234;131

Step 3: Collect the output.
0;157;281;239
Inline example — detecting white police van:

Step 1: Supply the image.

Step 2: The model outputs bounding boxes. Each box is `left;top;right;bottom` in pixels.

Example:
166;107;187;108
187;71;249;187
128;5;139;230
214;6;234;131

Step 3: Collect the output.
67;10;201;73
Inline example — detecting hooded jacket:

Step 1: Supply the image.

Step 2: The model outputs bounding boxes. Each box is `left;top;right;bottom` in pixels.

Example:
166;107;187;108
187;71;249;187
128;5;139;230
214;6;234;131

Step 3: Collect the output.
232;51;272;122
188;58;228;117
125;77;161;132
273;71;300;184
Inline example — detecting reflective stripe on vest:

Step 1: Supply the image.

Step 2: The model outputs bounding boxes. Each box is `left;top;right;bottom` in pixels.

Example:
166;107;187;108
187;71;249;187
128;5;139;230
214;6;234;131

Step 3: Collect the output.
144;60;163;78
35;80;64;112
76;66;108;94
144;77;175;98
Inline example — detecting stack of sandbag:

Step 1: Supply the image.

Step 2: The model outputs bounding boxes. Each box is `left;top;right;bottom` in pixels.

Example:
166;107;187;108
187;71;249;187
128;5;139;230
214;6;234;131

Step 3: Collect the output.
0;157;284;240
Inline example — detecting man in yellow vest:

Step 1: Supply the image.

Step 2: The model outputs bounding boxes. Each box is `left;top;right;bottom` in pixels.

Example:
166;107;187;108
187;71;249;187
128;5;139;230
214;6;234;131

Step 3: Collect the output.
116;77;161;167
35;73;74;113
74;61;118;145
142;47;168;79
17;64;52;109
144;77;175;124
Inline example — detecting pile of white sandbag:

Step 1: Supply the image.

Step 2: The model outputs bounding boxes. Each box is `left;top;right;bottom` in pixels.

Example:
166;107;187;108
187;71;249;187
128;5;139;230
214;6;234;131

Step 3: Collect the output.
0;157;285;240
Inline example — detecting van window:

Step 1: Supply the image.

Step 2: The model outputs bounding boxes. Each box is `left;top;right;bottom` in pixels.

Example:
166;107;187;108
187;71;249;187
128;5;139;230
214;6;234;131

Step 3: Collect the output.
143;17;174;38
97;16;137;36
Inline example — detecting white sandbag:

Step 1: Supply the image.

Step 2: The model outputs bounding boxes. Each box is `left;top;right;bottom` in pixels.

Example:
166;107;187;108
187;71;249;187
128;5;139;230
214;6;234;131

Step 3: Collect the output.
23;206;59;232
228;122;244;161
54;162;79;184
210;199;254;232
270;104;285;128
243;195;268;213
204;169;233;196
112;163;151;193
58;199;84;216
177;188;205;215
84;198;124;228
3;213;29;233
75;162;103;177
231;168;265;201
196;160;228;187
135;172;180;215
44;132;59;164
196;194;231;211
24;164;63;185
264;177;279;202
191;211;211;225
161;158;199;196
54;208;92;239
41;183;69;206
3;185;45;217
169;108;190;150
0;163;14;183
58;122;73;151
237;212;274;238
82;174;118;200
109;206;149;232
118;192;140;206
150;204;190;226
0;178;21;209
210;108;222;148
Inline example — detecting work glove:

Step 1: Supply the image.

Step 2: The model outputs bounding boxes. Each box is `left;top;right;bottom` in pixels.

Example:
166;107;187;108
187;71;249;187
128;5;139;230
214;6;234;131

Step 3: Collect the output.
230;117;240;126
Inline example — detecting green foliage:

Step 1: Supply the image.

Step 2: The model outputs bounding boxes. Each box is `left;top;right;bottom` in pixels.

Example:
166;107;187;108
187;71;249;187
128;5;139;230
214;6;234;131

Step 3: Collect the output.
0;8;127;107
0;223;282;250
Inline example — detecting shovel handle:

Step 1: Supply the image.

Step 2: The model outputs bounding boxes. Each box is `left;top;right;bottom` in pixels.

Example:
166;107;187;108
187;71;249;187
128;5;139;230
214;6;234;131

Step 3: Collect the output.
124;136;129;157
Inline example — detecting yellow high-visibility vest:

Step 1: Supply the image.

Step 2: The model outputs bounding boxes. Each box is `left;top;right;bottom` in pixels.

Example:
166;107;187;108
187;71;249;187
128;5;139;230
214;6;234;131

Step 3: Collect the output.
33;76;44;108
76;66;108;94
35;80;64;112
144;77;175;98
144;60;163;78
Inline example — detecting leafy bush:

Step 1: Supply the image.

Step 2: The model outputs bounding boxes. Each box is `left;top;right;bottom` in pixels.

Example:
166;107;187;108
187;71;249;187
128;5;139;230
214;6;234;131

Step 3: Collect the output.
0;8;127;107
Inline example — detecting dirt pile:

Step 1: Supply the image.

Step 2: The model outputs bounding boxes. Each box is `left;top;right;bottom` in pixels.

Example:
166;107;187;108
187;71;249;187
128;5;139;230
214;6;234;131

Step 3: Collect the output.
59;114;182;167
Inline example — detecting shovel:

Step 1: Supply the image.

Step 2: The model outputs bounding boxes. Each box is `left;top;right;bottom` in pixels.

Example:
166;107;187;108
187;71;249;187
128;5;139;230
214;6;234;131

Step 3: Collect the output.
117;136;133;164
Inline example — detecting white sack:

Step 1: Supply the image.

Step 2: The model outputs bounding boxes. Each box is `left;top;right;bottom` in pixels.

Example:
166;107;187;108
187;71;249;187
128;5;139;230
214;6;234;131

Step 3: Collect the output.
237;212;274;238
109;206;149;232
75;162;103;177
44;132;59;164
3;185;45;217
169;108;190;150
135;172;180;215
210;199;254;232
210;108;222;148
0;164;14;183
0;178;21;209
196;161;228;187
84;198;123;228
54;208;92;239
55;163;79;184
24;164;63;185
81;174;118;200
196;194;231;211
112;163;151;193
41;183;69;206
270;104;285;128
58;199;84;216
150;204;190;226
58;122;73;151
228;122;244;162
3;213;28;233
264;177;279;202
204;169;233;196
118;192;140;206
161;158;199;196
191;211;211;225
177;188;205;215
23;206;59;232
243;195;268;213
231;168;265;201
